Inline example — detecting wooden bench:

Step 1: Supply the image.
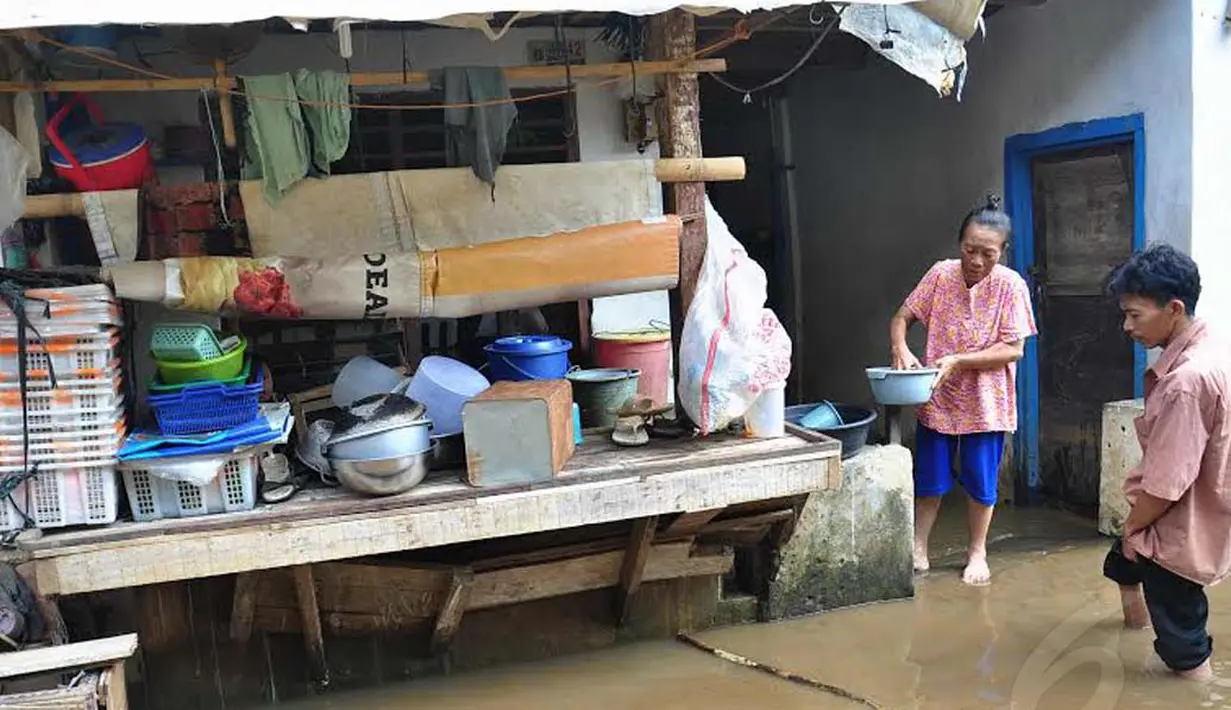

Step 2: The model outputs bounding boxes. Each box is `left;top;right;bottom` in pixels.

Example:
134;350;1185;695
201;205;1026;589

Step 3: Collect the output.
0;633;138;709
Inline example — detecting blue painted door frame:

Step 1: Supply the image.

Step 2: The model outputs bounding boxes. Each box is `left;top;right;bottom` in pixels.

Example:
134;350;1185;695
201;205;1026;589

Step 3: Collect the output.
1003;113;1147;499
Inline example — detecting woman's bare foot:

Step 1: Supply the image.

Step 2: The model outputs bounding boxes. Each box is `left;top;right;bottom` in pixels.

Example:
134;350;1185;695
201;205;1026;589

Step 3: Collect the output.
962;553;991;586
913;541;930;574
1119;585;1152;630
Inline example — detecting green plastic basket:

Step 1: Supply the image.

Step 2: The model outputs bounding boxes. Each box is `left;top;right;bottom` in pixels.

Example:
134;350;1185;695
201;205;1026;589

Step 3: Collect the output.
149;356;253;394
155;336;248;385
151;323;224;361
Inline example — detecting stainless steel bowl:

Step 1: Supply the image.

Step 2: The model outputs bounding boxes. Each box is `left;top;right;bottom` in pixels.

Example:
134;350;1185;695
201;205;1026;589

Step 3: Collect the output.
329;450;430;496
327;418;432;460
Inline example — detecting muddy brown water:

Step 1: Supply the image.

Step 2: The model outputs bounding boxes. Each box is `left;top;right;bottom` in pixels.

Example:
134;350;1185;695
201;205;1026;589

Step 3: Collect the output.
278;505;1231;710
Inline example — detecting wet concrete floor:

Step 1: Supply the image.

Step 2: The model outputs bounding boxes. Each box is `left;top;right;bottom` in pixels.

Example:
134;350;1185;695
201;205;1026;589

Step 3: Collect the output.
280;502;1231;709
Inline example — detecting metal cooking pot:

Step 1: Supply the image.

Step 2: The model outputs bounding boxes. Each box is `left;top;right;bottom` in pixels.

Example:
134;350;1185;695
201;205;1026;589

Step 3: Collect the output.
327;418;432;460
330;451;430;496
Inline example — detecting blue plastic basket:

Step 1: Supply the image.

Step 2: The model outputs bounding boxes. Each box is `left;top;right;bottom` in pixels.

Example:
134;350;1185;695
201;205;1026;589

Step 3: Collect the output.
148;363;264;435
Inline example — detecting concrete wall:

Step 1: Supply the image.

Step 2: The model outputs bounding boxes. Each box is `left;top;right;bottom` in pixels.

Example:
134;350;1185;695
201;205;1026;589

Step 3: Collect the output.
1189;1;1231;329
767;445;915;619
786;0;1194;407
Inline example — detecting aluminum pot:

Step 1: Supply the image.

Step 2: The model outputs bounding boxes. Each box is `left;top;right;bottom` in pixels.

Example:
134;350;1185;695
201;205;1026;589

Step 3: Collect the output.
330;450;430;496
327;418;432;460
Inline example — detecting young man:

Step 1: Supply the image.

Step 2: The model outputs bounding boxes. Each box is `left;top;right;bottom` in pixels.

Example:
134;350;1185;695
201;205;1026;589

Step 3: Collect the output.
1103;243;1231;681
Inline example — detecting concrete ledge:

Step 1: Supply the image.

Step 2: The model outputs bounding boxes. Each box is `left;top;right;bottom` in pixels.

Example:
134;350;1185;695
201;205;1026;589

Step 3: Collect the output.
766;444;915;619
1099;398;1143;536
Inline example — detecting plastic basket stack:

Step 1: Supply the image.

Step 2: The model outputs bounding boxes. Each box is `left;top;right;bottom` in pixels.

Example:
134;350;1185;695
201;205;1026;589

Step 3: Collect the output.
0;284;125;533
120;324;263;522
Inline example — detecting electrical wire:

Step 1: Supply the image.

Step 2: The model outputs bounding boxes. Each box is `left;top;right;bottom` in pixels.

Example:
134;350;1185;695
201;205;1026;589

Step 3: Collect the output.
5;16;768;113
704;7;843;103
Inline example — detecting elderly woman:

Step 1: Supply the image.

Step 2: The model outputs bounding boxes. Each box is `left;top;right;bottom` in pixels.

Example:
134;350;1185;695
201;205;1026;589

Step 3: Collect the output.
888;195;1037;586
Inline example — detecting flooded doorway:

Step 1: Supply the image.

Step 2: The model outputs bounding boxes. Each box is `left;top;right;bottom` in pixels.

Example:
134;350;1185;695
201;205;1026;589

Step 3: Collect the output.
1005;115;1146;511
1027;142;1138;512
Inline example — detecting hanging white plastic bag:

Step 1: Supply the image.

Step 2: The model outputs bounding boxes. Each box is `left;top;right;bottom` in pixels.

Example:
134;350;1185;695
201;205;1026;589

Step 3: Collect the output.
679;197;792;434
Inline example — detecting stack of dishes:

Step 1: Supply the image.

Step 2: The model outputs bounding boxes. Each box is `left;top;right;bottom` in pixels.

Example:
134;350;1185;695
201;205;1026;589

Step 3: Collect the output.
324;393;433;496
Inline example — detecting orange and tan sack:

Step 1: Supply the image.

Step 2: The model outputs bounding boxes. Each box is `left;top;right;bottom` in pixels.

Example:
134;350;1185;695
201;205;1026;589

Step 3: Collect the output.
104;217;681;320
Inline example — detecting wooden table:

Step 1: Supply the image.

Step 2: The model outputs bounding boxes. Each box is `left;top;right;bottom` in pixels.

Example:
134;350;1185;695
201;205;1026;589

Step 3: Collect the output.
11;432;840;685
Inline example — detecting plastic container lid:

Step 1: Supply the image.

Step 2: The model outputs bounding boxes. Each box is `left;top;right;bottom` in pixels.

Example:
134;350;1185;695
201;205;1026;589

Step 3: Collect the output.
485;335;573;356
49;123;148;167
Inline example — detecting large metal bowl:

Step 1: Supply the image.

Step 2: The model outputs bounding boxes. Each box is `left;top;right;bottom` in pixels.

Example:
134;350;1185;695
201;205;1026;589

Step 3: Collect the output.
329;450;430;496
327;418;432;460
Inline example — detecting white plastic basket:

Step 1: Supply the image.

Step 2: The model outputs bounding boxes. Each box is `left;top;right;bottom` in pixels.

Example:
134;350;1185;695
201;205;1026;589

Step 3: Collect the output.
0;461;120;532
0;384;124;431
0;330;120;381
121;453;259;522
0;428;122;466
0;403;124;438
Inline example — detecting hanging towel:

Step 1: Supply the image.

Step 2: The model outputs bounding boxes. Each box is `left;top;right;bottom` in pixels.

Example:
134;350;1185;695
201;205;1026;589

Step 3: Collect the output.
440;67;518;197
242;71;352;205
242;74;310;205
293;69;352;174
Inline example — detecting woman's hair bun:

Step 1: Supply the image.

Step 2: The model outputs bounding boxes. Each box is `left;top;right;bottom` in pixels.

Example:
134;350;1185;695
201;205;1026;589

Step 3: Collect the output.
984;192;1002;212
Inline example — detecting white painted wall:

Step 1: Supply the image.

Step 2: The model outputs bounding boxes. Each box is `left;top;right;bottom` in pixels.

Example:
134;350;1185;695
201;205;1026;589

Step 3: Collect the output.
1189;0;1231;329
786;0;1194;406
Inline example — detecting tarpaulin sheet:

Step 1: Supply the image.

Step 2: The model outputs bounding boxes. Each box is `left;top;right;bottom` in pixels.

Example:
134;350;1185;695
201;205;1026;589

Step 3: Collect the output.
0;1;916;31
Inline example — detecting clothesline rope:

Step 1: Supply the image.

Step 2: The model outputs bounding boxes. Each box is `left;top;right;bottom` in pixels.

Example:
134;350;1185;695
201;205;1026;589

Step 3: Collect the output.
6;13;784;112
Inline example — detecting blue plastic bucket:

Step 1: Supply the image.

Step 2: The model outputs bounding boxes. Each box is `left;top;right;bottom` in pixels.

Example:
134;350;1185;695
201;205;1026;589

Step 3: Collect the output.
484;335;574;382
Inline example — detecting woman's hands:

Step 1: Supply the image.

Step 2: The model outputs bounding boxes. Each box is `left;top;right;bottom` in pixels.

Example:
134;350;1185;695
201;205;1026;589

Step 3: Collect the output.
892;344;923;371
933;354;966;391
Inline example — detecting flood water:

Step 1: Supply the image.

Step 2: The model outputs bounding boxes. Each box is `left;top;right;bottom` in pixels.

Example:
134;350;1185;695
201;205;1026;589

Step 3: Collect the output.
280;504;1231;710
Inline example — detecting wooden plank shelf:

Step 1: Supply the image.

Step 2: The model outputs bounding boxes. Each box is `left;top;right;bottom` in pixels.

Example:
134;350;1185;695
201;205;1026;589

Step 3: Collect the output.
17;433;840;597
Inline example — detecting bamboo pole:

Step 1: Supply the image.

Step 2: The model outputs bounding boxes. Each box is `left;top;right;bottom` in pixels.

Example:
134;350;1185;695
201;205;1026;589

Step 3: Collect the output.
214;58;237;149
0;58;726;94
21;157;745;220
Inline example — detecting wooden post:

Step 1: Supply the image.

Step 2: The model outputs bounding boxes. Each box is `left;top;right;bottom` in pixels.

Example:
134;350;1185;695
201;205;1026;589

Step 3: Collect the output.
430;567;474;656
614;515;659;626
102;661;129;709
229;572;260;643
214;59;237;150
292;565;329;687
651;10;707;423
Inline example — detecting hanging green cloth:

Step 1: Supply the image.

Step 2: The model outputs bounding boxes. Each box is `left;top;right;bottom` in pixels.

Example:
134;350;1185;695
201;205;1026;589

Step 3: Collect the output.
242;71;352;205
294;69;352;174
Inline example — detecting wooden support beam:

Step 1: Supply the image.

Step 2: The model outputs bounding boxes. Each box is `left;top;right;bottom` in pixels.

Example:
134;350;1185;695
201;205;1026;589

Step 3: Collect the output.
614;516;658;626
694;509;796;536
292;565;329;688
247;542;733;636
0;59;727;94
660;508;724;538
429;568;474;656
229;571;260;643
652;10;707;425
21;156;745;221
0;634;138;679
101;662;129;710
214;59;237;150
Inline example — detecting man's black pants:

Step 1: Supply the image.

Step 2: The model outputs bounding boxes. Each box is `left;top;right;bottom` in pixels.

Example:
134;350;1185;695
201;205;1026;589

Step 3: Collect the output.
1103;539;1213;672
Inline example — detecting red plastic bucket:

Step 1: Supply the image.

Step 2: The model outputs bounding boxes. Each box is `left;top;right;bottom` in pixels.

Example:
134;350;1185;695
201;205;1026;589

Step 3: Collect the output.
592;328;672;407
46;94;155;192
